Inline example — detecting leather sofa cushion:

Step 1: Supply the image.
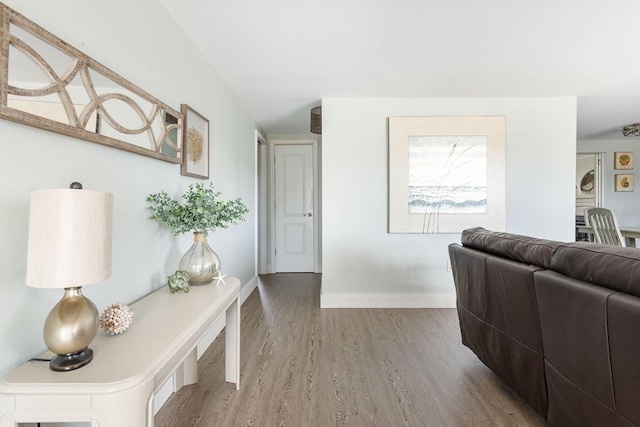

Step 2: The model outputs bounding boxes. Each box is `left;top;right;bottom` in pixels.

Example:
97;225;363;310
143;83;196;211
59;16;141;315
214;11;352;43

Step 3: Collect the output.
549;242;640;297
461;227;562;268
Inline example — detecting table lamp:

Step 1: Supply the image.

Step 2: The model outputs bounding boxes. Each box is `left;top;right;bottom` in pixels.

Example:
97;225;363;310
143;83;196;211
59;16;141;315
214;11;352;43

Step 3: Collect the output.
26;182;113;371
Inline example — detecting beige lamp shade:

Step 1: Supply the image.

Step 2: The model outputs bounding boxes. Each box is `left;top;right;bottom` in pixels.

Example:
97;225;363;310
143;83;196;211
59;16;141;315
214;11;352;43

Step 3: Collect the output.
26;188;113;289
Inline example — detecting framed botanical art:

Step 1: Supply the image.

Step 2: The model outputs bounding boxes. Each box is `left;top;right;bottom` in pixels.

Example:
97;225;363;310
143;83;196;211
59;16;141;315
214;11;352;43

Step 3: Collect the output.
615;174;634;192
388;115;506;233
614;152;634;170
181;104;210;179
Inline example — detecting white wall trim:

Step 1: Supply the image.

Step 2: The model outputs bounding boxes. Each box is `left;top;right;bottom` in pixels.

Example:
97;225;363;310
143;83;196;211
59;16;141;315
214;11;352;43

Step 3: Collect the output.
256;130;268;275
240;275;259;304
320;292;456;308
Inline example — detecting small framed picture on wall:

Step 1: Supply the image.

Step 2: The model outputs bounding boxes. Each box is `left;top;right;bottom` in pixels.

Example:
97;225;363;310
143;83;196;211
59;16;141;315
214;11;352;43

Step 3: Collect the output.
614;152;634;170
181;104;210;179
615;174;634;192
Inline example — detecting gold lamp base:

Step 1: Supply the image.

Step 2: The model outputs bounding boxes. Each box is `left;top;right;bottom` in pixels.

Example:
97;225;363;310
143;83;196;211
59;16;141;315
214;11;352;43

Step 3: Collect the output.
50;347;94;371
44;287;99;372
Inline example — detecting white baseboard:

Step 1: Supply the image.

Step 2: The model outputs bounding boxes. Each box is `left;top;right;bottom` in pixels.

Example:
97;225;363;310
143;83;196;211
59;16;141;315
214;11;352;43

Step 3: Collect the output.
154;275;259;414
320;292;456;308
240;275;258;304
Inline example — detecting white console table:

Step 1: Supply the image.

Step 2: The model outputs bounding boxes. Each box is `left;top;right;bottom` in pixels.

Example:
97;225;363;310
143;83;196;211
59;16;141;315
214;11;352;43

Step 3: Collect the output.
0;276;241;426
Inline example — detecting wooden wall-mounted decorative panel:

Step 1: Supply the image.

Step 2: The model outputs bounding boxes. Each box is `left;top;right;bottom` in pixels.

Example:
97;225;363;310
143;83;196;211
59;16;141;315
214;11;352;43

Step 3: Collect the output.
0;2;182;163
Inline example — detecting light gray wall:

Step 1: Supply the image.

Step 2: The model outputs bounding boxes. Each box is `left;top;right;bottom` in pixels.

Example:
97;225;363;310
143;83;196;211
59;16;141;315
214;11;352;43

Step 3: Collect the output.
0;0;257;378
579;139;640;227
320;97;577;307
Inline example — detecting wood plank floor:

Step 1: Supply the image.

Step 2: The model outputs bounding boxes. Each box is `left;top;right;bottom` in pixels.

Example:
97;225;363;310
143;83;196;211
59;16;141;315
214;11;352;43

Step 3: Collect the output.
155;273;545;426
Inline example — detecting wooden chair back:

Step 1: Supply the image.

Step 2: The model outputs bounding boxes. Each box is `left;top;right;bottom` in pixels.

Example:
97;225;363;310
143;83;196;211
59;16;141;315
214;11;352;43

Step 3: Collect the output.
584;207;626;247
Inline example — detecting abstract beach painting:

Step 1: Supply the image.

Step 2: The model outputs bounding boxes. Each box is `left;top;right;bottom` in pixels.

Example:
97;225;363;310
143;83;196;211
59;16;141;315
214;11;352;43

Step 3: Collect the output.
389;116;505;233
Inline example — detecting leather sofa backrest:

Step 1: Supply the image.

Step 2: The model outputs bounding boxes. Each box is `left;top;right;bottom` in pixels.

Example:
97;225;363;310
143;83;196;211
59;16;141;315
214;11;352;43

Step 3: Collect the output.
534;271;625;426
449;243;548;416
543;242;640;425
461;227;562;269
450;243;545;352
535;269;640;427
549;242;640;298
606;292;640;426
454;228;640;426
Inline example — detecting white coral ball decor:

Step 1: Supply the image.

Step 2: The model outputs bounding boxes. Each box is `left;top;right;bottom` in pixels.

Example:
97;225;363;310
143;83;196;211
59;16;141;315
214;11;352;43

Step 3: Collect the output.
99;303;134;335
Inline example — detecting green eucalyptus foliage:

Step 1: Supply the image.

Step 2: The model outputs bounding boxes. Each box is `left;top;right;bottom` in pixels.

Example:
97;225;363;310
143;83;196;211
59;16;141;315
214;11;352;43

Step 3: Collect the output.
147;182;249;236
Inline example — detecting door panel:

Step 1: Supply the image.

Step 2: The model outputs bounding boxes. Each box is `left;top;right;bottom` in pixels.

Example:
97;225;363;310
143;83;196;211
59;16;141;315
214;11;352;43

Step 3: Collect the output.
275;145;314;272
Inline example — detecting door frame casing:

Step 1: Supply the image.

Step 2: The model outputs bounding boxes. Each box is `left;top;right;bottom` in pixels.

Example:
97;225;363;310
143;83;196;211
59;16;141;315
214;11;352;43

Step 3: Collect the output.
576;152;604;213
256;130;268;275
268;139;320;273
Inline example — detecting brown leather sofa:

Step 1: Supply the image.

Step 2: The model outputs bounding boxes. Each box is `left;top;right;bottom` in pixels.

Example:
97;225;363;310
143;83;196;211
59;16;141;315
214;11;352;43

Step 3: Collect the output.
449;227;640;427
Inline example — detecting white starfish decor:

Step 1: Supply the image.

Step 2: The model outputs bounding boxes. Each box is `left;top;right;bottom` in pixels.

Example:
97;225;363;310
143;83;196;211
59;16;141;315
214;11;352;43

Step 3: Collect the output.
213;273;227;286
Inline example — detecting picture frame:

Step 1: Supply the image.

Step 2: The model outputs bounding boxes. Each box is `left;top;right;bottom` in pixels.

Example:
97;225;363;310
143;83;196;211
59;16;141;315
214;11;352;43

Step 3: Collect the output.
615;174;634;192
388;115;506;233
181;104;210;179
614;152;634;170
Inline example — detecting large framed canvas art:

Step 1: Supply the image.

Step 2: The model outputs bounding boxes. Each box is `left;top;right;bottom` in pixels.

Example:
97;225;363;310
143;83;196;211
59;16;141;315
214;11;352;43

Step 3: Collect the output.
388;116;506;233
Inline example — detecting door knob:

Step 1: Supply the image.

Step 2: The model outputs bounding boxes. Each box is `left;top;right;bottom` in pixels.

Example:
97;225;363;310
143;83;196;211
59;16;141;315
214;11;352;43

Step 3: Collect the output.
306;213;312;217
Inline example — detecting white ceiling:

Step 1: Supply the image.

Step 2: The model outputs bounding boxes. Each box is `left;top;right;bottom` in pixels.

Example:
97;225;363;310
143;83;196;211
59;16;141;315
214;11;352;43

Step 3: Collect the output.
160;0;640;140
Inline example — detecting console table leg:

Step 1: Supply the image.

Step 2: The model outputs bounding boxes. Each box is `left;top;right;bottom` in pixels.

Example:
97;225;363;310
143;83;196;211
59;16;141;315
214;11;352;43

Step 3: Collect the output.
225;297;240;389
174;349;198;391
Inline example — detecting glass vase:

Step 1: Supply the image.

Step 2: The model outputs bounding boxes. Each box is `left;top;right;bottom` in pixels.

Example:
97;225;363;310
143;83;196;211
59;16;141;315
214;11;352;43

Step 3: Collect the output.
178;233;221;285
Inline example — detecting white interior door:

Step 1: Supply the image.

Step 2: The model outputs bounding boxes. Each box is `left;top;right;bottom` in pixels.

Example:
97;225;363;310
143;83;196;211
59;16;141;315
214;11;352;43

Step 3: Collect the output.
275;144;314;272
